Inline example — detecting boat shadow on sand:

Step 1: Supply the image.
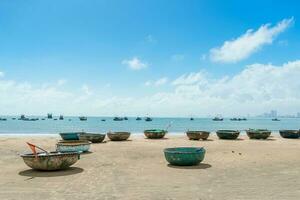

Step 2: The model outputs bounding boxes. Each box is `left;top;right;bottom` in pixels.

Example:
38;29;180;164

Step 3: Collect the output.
167;163;212;170
18;167;84;178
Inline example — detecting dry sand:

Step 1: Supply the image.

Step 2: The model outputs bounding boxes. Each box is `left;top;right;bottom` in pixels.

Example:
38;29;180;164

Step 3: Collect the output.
0;134;299;200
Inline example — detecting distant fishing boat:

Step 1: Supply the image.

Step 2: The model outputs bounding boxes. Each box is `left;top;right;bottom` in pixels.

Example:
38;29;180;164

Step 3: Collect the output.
47;113;53;119
145;117;153;122
113;117;123;121
79;116;87;121
212;117;223;121
19;114;26;120
124;117;128;120
230;117;247;121
0;118;7;121
190;117;194;121
59;115;64;120
136;117;142;120
12;118;16;120
272;118;280;121
101;119;106;122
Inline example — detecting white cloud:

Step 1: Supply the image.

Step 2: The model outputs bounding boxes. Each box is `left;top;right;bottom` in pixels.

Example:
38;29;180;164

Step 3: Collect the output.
210;18;294;63
81;84;92;96
154;77;168;86
2;60;300;117
57;79;67;86
144;81;152;86
0;71;4;78
122;57;148;70
171;54;185;62
172;71;207;85
145;77;168;87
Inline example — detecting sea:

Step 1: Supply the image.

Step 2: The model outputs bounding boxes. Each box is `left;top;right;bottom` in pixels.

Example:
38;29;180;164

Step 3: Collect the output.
0;116;299;135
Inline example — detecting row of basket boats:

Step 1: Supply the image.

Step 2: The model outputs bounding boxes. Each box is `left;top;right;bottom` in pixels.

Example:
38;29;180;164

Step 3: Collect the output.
20;129;299;171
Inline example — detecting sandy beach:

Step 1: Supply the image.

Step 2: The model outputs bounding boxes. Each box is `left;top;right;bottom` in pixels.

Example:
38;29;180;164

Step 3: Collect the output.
0;134;299;200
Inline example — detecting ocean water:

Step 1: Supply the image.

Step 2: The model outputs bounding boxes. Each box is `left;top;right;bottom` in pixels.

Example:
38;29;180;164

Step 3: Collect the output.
0;116;300;135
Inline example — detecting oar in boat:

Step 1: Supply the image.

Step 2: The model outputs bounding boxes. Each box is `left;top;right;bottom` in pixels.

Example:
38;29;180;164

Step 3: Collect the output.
26;142;49;158
165;121;173;132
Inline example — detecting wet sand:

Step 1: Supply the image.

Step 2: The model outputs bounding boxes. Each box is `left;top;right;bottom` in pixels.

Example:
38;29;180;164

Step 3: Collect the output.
0;134;299;200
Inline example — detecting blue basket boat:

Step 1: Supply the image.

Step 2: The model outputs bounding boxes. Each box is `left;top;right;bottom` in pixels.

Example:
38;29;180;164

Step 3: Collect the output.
56;140;91;153
59;132;82;140
164;147;206;166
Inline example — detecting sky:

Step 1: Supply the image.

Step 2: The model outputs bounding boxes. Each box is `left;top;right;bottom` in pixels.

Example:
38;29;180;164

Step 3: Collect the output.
0;0;300;117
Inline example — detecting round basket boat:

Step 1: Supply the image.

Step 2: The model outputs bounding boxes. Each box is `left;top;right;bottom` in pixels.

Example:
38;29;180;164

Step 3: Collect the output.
279;130;300;139
164;147;206;166
79;133;106;143
144;129;167;139
216;130;240;140
20;151;80;171
56;140;91;153
107;132;131;141
246;129;271;139
59;132;82;140
186;131;210;140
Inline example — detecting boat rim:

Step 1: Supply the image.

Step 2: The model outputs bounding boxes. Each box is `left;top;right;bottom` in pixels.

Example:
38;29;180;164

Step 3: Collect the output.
164;147;205;154
20;151;79;158
144;129;167;133
57;140;91;145
107;131;131;134
216;130;240;133
186;130;210;134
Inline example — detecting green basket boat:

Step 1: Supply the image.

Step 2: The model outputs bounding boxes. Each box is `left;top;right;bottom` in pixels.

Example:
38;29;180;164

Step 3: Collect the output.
216;130;240;140
144;129;167;139
186;131;210;140
21;151;80;171
279;130;300;139
107;132;131;141
246;129;271;139
59;132;82;140
79;133;106;143
164;147;206;166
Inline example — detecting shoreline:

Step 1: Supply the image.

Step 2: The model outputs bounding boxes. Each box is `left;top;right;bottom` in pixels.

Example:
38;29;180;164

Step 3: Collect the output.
0;131;282;137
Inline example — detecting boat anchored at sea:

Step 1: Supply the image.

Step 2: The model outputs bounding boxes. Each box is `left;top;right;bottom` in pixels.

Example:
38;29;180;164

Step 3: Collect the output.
212;116;223;121
79;116;87;121
145;117;153;122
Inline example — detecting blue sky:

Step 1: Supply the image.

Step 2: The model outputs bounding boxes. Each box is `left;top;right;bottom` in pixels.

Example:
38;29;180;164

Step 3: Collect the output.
0;0;300;116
